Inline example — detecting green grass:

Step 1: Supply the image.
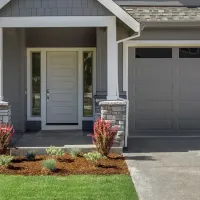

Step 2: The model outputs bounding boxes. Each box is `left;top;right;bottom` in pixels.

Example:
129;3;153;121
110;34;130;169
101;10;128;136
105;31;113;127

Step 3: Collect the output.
0;175;138;200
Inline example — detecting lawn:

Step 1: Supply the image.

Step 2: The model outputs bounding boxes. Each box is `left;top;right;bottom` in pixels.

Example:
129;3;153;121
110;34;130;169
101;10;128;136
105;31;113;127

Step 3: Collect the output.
0;175;138;200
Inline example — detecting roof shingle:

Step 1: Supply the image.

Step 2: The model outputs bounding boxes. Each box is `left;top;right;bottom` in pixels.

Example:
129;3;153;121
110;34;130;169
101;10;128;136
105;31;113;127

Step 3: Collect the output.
122;7;200;22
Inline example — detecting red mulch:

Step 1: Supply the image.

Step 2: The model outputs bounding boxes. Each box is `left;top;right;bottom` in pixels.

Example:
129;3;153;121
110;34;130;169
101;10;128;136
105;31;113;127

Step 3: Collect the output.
0;153;129;176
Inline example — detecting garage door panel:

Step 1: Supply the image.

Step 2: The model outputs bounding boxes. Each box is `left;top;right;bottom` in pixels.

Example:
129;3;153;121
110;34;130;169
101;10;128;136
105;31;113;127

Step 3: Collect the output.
135;120;173;130
179;83;200;99
135;83;173;98
179;101;200;118
128;47;200;136
179;63;200;81
135;100;173;119
135;62;173;80
179;120;200;130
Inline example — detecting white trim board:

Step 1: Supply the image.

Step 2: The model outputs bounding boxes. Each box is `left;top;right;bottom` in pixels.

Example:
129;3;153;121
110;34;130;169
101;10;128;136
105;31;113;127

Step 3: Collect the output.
0;16;116;28
123;40;200;91
27;48;96;131
0;0;10;9
97;0;140;32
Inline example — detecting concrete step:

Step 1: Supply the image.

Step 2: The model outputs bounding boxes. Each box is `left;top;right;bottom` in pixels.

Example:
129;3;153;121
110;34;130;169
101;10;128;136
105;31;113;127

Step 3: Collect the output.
10;145;123;156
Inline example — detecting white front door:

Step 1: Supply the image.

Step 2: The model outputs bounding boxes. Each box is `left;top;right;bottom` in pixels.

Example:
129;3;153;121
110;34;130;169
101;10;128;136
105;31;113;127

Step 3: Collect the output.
46;51;78;125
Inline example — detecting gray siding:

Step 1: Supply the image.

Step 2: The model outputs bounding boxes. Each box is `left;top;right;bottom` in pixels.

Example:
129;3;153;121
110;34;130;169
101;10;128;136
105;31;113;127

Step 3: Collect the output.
0;0;112;17
115;0;200;6
138;28;200;40
96;25;128;94
96;28;107;93
4;28;26;131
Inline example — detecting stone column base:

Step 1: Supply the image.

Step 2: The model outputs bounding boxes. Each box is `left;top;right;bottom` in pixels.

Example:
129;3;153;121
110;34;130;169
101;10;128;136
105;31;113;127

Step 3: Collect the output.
99;100;127;147
0;101;11;124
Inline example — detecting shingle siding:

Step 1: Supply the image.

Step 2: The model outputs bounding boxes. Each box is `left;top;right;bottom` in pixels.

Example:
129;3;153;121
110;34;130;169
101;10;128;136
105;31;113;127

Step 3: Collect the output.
0;0;112;17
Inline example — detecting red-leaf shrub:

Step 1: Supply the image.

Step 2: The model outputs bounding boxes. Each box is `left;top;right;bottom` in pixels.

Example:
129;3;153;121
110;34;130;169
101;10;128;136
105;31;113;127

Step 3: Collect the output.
0;123;14;154
90;118;118;157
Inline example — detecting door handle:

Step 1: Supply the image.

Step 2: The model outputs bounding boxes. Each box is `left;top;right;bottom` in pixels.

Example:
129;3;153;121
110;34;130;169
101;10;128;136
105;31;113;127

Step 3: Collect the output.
47;89;50;101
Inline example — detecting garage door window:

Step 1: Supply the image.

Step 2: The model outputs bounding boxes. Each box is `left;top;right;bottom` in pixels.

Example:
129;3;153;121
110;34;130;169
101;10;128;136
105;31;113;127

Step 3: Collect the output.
135;48;172;58
179;48;200;58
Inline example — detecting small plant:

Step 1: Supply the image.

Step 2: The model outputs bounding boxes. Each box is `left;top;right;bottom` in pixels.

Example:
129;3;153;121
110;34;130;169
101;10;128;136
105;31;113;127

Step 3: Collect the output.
0;155;13;166
25;151;36;161
83;151;105;167
42;159;56;172
69;148;81;159
89;118;118;157
0;123;14;154
46;146;64;157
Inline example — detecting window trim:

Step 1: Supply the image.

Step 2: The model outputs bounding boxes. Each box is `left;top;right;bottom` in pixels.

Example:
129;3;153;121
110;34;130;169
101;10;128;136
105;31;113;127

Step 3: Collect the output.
27;50;42;121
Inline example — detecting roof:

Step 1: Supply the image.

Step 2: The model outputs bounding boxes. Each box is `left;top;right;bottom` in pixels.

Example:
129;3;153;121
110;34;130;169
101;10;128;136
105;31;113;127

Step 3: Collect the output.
0;0;140;32
122;7;200;22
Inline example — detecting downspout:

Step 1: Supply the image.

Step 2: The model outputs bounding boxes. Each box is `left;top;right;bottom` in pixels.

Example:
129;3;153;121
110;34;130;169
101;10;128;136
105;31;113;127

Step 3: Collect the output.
116;31;141;148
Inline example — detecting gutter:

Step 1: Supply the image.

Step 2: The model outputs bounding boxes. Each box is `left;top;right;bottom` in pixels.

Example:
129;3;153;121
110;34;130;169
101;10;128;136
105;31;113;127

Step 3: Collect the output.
116;25;145;148
117;32;141;148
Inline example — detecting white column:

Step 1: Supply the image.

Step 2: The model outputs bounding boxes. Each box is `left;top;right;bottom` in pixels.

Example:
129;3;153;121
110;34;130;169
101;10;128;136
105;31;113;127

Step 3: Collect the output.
0;28;3;101
107;17;118;100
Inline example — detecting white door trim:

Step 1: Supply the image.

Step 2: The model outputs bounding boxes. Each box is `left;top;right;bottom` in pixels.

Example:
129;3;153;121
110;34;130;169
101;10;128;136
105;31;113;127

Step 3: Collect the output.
27;48;96;130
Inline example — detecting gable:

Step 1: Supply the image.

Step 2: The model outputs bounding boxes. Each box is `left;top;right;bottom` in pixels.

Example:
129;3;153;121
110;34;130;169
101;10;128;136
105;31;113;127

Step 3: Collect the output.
0;0;113;17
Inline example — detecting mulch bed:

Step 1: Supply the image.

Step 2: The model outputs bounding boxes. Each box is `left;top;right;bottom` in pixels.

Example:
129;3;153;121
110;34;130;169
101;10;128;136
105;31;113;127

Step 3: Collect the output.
0;153;129;176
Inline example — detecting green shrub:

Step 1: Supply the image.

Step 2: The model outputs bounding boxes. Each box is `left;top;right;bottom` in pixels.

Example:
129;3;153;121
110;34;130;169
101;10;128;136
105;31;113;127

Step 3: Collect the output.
25;151;36;161
46;146;64;157
69;148;81;158
42;159;56;172
83;151;105;167
0;155;13;166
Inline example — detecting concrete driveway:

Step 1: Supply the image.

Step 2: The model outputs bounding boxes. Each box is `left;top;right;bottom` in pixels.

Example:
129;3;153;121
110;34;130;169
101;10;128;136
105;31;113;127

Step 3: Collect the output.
124;138;200;200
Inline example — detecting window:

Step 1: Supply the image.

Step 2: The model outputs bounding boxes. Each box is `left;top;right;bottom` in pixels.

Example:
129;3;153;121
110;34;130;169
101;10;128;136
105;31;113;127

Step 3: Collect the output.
179;48;200;58
135;48;172;58
83;52;93;117
31;52;41;116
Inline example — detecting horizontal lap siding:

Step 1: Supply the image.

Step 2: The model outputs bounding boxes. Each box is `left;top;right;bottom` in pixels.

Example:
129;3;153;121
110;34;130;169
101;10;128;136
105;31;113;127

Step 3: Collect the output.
138;28;200;40
4;28;26;131
0;0;112;17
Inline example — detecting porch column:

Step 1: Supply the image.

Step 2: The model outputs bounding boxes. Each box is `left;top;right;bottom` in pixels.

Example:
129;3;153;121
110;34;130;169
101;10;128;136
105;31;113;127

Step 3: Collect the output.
0;27;3;101
107;17;118;100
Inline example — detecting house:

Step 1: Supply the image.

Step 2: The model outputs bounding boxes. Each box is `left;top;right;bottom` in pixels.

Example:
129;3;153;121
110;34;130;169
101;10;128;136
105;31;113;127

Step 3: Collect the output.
0;0;200;147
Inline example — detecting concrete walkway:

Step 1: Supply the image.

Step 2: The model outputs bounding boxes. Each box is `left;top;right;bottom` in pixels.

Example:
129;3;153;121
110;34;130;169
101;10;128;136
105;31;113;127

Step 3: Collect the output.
125;138;200;200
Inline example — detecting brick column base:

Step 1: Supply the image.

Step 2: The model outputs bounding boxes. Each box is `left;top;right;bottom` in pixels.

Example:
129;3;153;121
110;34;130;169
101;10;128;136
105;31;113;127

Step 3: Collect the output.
0;101;11;124
99;100;127;147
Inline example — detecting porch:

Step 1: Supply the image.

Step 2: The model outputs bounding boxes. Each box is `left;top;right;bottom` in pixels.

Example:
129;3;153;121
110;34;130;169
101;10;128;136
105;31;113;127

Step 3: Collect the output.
13;131;92;147
10;130;123;156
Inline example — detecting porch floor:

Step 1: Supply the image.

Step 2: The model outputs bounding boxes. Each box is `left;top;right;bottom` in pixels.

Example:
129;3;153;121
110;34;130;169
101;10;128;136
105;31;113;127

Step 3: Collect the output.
13;131;93;147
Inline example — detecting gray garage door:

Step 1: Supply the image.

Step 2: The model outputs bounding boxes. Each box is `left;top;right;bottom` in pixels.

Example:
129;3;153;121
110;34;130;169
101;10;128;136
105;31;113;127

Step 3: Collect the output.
128;47;200;136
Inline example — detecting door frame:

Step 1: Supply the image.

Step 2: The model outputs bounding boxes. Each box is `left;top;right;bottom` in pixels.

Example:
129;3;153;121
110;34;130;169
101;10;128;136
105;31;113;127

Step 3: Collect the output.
27;48;96;130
